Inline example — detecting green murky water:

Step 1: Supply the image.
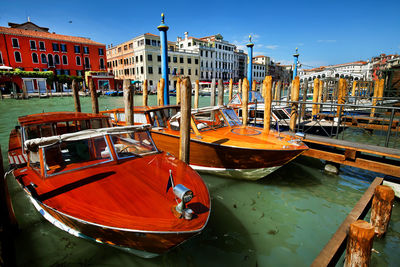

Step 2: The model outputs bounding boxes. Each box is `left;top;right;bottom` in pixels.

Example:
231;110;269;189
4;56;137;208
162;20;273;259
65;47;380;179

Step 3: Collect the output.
1;96;399;266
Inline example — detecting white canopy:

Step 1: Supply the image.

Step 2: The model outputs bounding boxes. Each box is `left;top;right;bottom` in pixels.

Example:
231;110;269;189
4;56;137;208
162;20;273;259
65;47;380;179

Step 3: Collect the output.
25;125;151;150
170;106;224;122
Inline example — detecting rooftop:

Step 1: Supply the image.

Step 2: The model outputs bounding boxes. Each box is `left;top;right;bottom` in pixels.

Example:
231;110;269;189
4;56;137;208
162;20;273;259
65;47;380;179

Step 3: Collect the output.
0;21;104;46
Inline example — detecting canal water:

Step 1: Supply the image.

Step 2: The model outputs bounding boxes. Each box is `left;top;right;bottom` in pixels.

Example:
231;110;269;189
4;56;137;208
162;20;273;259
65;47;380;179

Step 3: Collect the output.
0;96;399;266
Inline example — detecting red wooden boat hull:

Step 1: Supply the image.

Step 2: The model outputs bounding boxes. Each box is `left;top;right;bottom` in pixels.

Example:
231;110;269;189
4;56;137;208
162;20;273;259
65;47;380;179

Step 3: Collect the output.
30;197;201;257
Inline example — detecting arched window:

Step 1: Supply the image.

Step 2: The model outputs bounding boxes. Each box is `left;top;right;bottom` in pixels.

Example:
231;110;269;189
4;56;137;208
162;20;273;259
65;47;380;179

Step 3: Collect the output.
41;54;47;64
84;57;90;68
32;53;38;63
14;51;22;62
76;56;81;66
62;55;68;65
99;58;105;69
48;54;54;67
54;54;60;65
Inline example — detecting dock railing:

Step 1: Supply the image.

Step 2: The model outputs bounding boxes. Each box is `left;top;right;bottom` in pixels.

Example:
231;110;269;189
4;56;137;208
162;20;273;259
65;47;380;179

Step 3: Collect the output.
270;99;400;149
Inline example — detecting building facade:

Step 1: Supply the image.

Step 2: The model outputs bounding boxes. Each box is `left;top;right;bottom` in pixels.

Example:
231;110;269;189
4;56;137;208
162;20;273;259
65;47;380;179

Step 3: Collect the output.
107;33;200;91
176;33;239;82
298;61;371;81
0;21;107;76
252;62;266;82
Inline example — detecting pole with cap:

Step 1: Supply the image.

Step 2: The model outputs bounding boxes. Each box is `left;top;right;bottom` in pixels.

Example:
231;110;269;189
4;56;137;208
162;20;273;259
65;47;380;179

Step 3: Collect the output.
293;48;299;80
157;13;170;105
246;35;254;91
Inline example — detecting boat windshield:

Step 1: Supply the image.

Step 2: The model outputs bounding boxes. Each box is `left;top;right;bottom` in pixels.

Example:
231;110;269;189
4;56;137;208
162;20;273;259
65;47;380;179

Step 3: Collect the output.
110;130;157;159
221;108;242;126
249;91;264;103
43;136;112;177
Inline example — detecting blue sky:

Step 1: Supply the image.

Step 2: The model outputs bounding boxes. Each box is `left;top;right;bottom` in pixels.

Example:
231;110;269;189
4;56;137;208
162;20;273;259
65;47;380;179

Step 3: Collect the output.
1;0;399;69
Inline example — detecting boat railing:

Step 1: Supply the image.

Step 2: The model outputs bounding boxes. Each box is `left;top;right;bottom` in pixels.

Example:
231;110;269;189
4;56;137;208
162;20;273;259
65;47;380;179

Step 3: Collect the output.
270;99;400;148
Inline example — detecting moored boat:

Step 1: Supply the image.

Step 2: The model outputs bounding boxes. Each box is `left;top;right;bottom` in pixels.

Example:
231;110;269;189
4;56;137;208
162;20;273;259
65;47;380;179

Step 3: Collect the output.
8;113;210;257
101;105;308;180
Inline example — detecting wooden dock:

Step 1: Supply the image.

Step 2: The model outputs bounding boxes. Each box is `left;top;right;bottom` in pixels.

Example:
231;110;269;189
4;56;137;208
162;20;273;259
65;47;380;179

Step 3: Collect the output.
302;134;400;178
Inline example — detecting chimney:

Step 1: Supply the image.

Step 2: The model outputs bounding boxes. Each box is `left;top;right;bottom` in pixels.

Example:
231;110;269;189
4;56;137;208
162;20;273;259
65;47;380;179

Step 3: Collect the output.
184;32;188;40
177;36;182;42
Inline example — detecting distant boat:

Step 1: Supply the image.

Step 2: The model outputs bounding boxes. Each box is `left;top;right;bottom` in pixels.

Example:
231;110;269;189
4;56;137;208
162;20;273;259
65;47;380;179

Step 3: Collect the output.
8;112;210;257
101;105;308;180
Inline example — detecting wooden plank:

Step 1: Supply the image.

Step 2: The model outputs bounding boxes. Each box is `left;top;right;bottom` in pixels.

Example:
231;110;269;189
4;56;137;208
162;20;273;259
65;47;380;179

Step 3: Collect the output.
303;149;400;178
311;177;383;267
304;134;400;159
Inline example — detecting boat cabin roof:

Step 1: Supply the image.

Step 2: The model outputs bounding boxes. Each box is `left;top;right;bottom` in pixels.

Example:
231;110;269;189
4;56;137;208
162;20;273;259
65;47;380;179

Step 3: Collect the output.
18;112;110;126
102;105;180;115
25;125;151;149
229;92;265;105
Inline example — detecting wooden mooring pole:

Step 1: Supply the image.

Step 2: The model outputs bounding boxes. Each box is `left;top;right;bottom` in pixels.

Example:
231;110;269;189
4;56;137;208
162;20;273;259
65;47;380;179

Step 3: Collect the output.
370;185;395;238
143;79;148;106
370;80;379;117
337;78;346;117
210;78;216;106
238;79;242;94
179;77;191;163
176;77;181;105
252;80;257;92
157;79;165;106
263;76;272;134
218;79;224;106
72;79;81;112
89;79;99;114
344;220;375;267
228;78;233;102
290;77;300;132
301;80;308;119
242;78;249;126
312;78;320;119
123;79;134;125
194;80;199;109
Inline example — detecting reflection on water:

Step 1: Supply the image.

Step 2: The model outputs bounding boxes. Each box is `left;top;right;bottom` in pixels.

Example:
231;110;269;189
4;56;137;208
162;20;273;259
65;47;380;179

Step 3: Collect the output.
1;96;399;266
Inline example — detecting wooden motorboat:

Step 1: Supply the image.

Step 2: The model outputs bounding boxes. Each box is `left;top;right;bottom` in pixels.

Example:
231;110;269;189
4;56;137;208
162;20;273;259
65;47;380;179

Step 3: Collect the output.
101;105;308;180
228;92;347;137
8;113;210;257
8;112;112;167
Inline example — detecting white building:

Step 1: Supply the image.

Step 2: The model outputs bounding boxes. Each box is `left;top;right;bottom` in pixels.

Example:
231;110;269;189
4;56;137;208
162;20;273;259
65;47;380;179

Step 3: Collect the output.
252;62;266;82
176;33;238;81
299;60;371;81
107;33;200;91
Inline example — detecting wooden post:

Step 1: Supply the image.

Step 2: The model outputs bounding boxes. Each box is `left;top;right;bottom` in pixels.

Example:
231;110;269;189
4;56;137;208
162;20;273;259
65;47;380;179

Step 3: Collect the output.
370;185;395;238
378;78;385;101
276;80;282;101
337;78;346;117
21;82;28;99
242;78;249;126
176;77;181;105
157;78;165;106
228;78;233;102
72;79;81;112
301;80;308;119
179;77;192;163
290;77;300;132
317;80;324;113
252;80;257;91
210;78;216;106
263;76;272;134
194;80;199;109
323;81;328;103
312;78;320;118
344;220;375;267
218;79;224;106
143;79;148;106
370;80;379;117
123;79;134;125
89;78;99;114
352;81;357;96
238;78;242;94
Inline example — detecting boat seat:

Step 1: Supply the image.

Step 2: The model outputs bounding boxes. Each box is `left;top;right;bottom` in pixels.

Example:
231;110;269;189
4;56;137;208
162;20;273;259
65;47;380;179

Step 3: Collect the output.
196;122;209;130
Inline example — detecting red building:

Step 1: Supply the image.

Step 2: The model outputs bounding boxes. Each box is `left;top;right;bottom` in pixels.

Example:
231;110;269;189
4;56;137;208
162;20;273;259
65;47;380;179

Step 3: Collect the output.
0;20;107;75
0;20;114;93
